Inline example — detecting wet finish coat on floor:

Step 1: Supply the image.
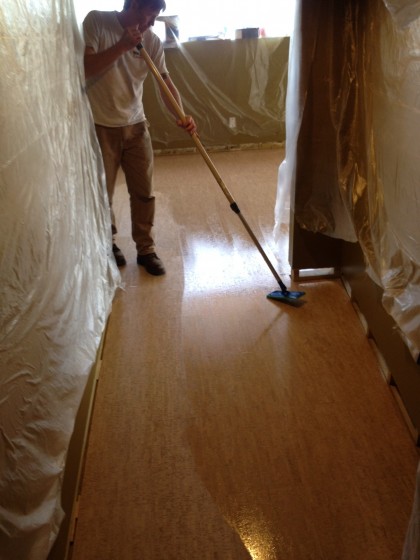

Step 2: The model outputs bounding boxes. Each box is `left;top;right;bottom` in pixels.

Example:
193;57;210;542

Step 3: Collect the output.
71;149;419;560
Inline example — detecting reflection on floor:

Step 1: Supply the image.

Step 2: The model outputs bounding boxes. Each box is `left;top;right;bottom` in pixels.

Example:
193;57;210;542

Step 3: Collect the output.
71;148;419;560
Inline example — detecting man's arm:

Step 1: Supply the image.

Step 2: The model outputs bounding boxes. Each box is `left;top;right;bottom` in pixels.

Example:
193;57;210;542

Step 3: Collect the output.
84;26;142;79
160;74;197;134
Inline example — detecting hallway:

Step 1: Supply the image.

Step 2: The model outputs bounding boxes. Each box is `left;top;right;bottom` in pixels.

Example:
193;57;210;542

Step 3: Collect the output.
70;148;419;560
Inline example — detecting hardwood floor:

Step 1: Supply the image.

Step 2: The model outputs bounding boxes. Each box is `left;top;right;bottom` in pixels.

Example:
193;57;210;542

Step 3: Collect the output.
70;148;419;560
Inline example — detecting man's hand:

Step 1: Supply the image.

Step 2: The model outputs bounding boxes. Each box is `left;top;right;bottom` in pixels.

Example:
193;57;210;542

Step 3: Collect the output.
84;26;144;79
119;26;143;52
176;115;197;135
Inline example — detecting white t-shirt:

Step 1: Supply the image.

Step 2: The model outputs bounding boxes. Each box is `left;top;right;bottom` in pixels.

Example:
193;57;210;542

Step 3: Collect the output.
83;10;168;127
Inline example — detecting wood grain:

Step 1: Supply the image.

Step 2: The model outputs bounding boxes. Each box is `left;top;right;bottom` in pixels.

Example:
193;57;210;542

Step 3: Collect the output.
70;148;419;560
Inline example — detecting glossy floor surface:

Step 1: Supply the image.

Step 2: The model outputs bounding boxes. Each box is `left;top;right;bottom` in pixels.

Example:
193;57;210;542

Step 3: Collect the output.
71;148;419;560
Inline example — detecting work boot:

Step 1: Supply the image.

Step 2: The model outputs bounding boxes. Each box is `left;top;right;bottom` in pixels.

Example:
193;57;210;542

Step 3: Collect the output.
112;243;127;267
137;252;166;276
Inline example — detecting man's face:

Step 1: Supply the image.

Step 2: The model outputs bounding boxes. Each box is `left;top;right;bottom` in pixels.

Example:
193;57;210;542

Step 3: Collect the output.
128;2;161;31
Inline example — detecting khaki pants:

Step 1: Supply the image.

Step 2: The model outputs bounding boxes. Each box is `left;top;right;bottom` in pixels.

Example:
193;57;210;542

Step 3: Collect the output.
95;121;155;255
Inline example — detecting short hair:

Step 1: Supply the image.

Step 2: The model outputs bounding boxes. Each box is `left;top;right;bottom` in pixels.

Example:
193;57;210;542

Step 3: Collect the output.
123;0;166;11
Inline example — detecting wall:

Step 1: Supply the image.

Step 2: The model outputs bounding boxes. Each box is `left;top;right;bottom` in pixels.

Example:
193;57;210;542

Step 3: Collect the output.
142;37;289;150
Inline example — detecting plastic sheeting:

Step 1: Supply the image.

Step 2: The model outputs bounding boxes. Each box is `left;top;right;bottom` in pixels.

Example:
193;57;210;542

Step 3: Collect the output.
275;0;420;363
0;1;119;558
141;37;289;150
384;0;420;26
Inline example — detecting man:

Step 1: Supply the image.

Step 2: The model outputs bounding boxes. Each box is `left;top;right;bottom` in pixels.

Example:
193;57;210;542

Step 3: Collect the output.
83;0;197;275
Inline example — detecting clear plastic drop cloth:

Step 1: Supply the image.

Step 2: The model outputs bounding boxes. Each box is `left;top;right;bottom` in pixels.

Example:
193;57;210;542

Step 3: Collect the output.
384;0;420;27
141;35;289;150
275;0;420;362
0;1;119;558
274;0;358;242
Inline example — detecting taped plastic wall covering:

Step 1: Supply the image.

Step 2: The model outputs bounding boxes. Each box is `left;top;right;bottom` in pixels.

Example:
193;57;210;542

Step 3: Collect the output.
275;0;420;362
274;1;359;242
142;37;289;149
383;0;420;27
274;1;302;229
273;1;357;238
0;1;119;558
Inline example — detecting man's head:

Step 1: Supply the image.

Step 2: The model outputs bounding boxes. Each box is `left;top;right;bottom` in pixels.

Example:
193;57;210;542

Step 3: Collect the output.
122;0;166;31
123;0;166;11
